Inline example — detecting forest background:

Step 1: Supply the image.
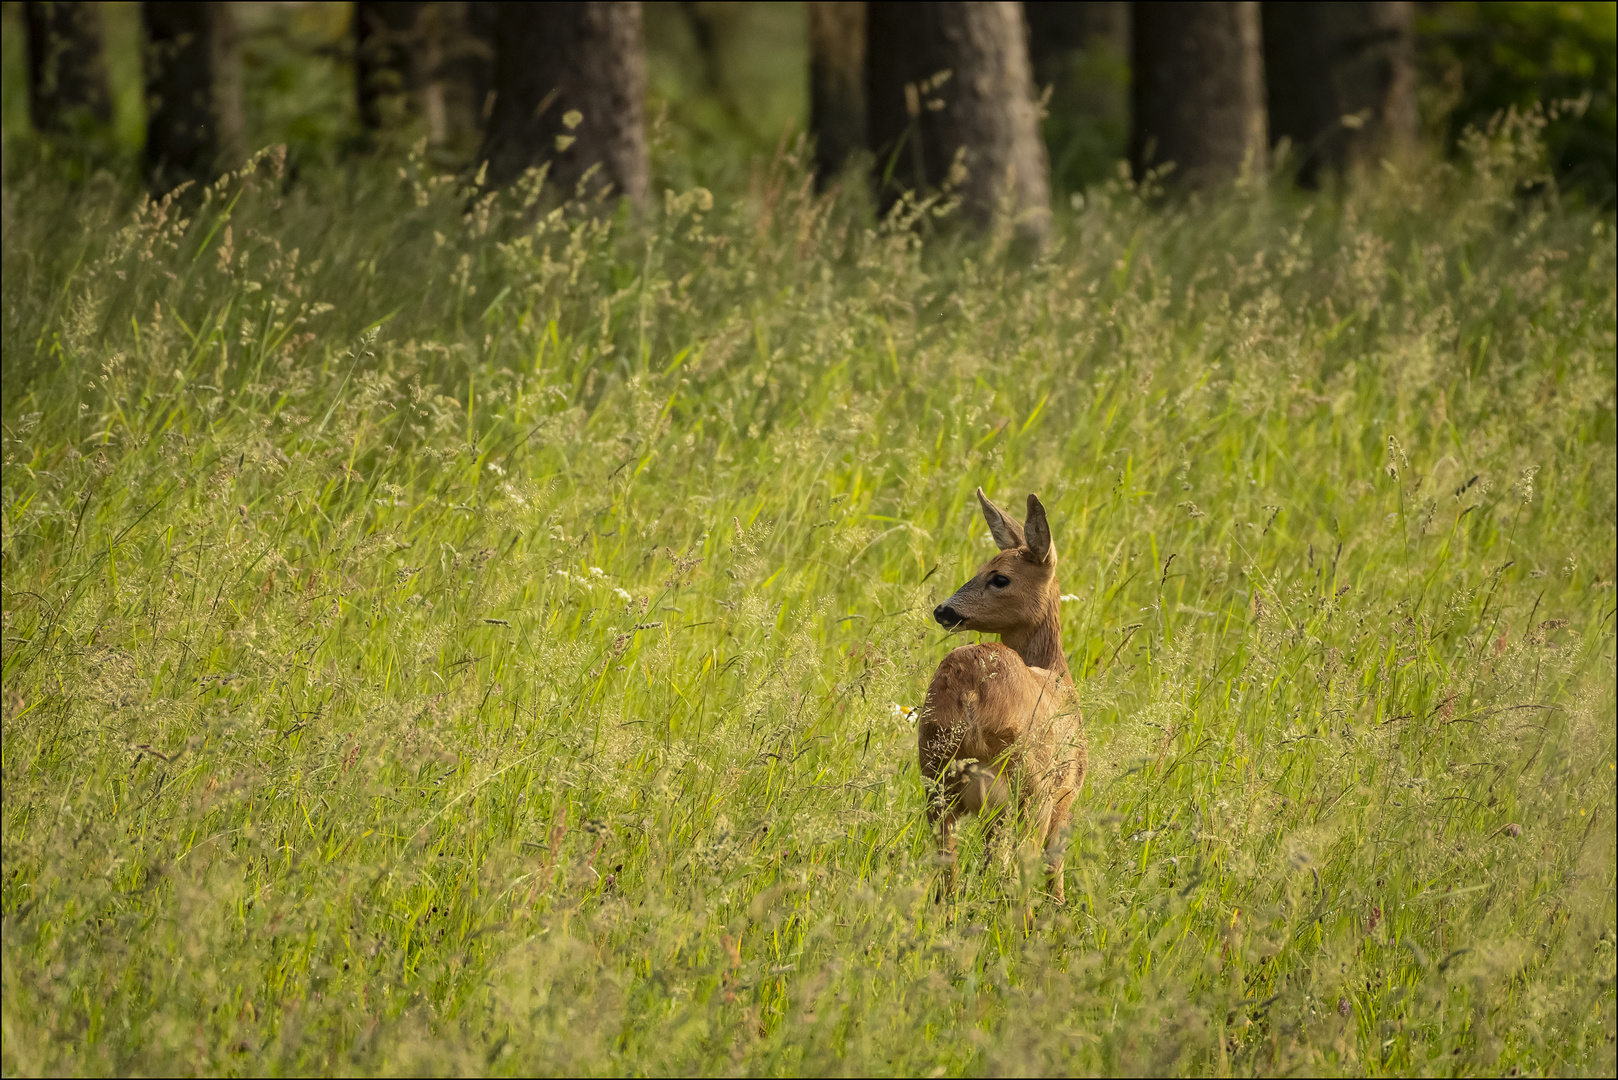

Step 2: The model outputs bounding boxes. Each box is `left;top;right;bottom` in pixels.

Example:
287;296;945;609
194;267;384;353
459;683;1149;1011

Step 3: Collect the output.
2;2;1615;1076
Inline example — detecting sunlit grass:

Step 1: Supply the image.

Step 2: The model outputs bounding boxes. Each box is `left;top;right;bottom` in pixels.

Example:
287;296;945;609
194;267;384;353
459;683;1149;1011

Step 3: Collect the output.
2;119;1614;1074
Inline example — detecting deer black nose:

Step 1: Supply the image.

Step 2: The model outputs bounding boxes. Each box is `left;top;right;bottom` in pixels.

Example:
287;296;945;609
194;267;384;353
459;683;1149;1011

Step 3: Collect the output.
934;605;964;629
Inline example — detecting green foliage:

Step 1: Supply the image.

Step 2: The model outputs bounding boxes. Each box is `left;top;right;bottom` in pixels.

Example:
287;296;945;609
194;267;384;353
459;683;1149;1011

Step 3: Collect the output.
642;1;811;192
236;1;359;174
0;0;357;182
1039;35;1132;198
0;1;144;182
2;114;1615;1076
1419;1;1618;206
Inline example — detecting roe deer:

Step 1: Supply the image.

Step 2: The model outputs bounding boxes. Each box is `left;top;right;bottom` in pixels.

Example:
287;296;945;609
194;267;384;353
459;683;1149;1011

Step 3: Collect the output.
920;488;1086;903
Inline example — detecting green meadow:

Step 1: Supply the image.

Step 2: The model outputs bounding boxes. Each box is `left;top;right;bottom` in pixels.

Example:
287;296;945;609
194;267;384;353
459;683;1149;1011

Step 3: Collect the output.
2;115;1615;1073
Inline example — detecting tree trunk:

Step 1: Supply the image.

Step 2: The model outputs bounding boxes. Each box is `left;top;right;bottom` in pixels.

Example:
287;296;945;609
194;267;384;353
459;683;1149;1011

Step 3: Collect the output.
356;2;496;153
1262;1;1416;186
477;1;648;208
1023;1;1127;92
1131;1;1266;188
143;1;243;193
866;2;1050;238
24;1;112;134
464;2;499;129
809;1;866;187
355;1;421;132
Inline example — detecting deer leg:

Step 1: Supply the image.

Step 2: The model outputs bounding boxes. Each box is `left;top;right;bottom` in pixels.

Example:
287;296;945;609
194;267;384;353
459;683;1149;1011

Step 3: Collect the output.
1041;786;1076;905
937;809;961;899
924;772;961;901
1002;760;1046;883
1015;798;1046;934
954;759;1007;876
977;801;1011;875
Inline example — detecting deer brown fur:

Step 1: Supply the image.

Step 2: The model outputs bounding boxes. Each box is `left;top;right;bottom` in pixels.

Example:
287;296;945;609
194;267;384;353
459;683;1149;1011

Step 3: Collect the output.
920;488;1086;903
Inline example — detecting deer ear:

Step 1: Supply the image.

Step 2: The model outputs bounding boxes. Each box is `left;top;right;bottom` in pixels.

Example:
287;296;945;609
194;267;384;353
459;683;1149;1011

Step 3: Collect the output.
977;487;1025;550
1024;494;1054;565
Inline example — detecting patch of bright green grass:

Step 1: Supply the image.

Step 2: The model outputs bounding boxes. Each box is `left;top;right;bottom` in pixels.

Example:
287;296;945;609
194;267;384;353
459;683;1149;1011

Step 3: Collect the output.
1;120;1614;1074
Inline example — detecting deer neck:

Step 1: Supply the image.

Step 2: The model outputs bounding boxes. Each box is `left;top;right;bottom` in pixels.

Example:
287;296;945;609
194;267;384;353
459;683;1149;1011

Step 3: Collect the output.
999;587;1068;680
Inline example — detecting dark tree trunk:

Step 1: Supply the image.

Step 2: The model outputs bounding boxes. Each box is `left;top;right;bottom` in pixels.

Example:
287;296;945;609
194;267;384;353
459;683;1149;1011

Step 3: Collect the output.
809;1;866;186
355;1;421;132
1131;1;1266;188
477;1;648;208
356;2;496;152
1262;1;1416;186
866;2;1050;238
143;1;243;193
464;2;499;128
24;1;112;134
679;2;723;95
1023;1;1127;91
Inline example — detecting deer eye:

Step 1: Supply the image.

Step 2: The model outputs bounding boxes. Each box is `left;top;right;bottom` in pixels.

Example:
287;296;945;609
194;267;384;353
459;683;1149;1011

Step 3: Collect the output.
989;574;1011;589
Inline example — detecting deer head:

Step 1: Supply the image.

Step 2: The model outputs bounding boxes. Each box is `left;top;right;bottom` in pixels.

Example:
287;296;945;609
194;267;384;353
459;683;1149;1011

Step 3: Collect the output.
932;488;1060;649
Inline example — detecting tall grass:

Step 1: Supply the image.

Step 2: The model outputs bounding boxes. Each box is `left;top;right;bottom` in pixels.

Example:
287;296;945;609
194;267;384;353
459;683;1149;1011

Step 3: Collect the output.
2;116;1614;1074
